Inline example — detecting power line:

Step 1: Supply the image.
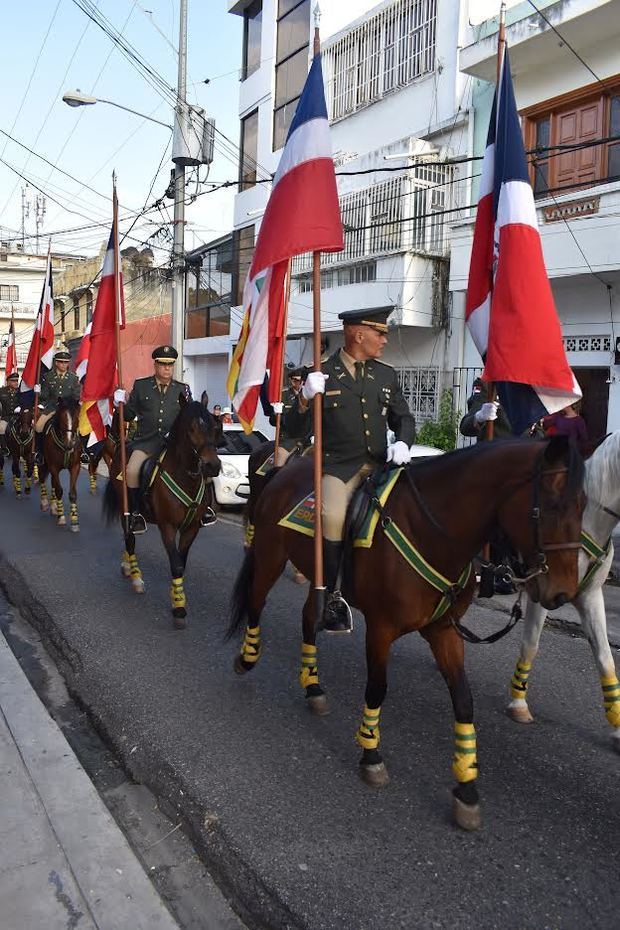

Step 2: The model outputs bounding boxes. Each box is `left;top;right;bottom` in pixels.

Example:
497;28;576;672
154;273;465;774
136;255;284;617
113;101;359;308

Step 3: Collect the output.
525;0;609;92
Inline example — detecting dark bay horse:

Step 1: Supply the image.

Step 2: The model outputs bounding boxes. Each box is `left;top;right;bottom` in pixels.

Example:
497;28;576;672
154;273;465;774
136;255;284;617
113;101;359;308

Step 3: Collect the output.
39;398;83;531
103;395;222;628
5;406;35;498
228;437;585;830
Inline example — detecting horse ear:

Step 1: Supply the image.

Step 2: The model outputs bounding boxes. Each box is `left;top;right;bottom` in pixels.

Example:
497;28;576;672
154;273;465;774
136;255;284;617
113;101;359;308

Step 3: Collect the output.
543;433;569;465
178;390;188;407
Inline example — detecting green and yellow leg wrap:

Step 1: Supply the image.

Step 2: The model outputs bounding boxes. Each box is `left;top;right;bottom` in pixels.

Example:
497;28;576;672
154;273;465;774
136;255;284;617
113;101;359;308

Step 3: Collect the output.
452;722;478;784
299;643;319;689
13;475;21;494
25;475;31;491
40;483;47;499
510;659;532;701
601;675;620;728
33;464;39;482
70;502;78;526
0;470;4;485
129;554;142;582
240;626;261;665
56;499;65;518
356;704;381;751
244;522;255;548
89;474;97;492
170;577;186;610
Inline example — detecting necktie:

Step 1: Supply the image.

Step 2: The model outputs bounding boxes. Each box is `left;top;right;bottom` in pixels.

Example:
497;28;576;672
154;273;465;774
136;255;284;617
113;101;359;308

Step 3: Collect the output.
354;361;364;383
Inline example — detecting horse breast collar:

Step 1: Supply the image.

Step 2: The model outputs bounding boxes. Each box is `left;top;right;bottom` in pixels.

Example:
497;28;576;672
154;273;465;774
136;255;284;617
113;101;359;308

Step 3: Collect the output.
148;448;206;533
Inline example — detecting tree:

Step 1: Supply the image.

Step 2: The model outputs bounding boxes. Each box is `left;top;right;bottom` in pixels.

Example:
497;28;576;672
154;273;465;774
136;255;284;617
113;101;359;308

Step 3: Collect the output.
417;389;460;452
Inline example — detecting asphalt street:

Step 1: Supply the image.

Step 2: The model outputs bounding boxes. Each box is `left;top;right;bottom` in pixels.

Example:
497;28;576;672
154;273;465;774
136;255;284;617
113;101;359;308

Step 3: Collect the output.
1;473;619;930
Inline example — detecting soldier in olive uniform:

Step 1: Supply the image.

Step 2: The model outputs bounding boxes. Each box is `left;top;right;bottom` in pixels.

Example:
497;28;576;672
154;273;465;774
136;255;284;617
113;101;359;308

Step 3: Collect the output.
285;307;416;632
35;347;81;460
459;377;512;441
114;345;188;532
0;371;20;453
265;367;308;465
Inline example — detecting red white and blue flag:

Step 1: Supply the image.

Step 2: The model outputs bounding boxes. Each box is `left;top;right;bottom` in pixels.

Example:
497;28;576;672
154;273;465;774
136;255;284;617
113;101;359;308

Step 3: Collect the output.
78;228;125;444
227;52;343;432
4;312;17;380
465;48;581;434
20;249;55;394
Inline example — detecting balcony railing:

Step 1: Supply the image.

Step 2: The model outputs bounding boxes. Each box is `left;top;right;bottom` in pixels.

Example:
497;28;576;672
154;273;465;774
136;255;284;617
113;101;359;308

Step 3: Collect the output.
322;0;437;122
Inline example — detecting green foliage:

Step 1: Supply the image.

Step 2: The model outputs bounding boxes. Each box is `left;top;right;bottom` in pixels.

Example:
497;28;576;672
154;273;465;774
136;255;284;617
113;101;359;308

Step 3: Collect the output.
416;389;459;452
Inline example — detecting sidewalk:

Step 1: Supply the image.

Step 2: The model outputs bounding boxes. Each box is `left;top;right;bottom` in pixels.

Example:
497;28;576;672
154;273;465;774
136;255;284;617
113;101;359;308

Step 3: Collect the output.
0;628;180;930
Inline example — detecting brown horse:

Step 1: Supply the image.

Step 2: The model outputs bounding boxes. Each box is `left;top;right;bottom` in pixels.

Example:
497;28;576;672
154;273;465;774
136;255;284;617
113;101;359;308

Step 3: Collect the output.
228;436;585;830
39;397;83;531
85;420;118;494
5;406;35;498
103;395;222;628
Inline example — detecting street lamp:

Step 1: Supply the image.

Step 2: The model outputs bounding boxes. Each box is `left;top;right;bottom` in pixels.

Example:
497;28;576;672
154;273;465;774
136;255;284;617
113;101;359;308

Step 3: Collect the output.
62;91;173;130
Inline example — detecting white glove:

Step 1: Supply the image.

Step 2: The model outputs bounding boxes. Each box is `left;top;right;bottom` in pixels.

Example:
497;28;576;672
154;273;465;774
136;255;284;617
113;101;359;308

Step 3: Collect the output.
302;372;327;401
271;401;284;415
386;440;412;466
34;384;41;394
114;388;127;406
14;406;21;413
474;401;499;424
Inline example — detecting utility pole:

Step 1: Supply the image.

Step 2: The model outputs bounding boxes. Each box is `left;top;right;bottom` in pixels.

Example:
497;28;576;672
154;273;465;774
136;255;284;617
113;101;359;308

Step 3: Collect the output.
21;185;31;250
172;0;188;379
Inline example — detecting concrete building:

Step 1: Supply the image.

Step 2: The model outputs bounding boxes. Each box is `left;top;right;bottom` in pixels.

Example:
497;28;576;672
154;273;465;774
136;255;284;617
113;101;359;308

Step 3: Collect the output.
450;0;620;440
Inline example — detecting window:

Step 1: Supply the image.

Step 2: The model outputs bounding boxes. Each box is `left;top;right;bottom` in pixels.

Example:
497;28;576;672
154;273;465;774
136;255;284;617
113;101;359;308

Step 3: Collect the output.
86;291;93;324
73;296;80;331
323;0;437;122
239;109;259;190
297;261;376;292
233;225;255;305
273;0;310;151
0;284;18;301
242;1;262;80
524;79;620;196
186;237;233;338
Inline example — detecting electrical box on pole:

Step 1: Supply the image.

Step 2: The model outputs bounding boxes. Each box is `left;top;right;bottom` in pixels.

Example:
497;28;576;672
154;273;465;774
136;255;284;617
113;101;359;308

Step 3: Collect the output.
172;104;215;167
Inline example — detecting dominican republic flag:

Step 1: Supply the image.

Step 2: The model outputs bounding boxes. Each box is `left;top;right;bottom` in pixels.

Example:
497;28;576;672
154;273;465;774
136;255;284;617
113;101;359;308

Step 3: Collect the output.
20;249;55;395
4;313;17;380
78;227;125;444
227;51;343;432
75;321;92;380
465;48;581;434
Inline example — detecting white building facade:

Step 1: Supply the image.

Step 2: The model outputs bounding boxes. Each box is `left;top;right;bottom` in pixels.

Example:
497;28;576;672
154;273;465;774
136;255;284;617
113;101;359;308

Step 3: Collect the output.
450;0;620;440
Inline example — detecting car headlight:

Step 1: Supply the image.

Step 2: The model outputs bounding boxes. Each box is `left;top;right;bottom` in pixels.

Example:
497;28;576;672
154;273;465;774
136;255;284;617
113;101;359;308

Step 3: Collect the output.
221;461;242;479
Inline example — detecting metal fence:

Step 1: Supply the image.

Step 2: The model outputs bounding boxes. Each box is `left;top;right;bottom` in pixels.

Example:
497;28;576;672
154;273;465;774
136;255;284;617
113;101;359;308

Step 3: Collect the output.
452;366;483;447
395;365;439;425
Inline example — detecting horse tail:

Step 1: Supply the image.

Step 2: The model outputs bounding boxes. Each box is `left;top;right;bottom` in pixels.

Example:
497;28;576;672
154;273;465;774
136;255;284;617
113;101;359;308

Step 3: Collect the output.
226;546;256;640
102;478;120;525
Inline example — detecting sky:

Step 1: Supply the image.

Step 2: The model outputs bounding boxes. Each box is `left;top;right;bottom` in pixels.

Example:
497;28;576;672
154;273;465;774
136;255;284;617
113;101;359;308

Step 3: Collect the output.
0;0;244;261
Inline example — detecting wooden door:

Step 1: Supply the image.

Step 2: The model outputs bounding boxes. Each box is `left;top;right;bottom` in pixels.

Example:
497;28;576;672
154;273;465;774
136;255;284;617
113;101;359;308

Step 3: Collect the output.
575;368;609;445
553;98;604;189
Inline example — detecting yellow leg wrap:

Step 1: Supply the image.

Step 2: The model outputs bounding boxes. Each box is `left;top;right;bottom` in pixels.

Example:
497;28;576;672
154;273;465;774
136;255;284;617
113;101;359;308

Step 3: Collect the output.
452;722;478;784
0;471;4;485
601;675;620;728
355;704;381;751
70;503;78;525
33;464;39;482
244;522;255;547
170;577;186;609
89;475;97;491
13;476;21;493
510;659;532;701
40;484;48;499
299;643;319;689
56;500;65;518
129;554;142;581
240;626;261;664
25;475;31;490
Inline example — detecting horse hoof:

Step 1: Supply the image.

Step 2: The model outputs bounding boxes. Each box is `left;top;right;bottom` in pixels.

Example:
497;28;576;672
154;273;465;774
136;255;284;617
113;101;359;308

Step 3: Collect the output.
120;564;131;578
25;489;31;496
306;694;330;716
40;502;49;512
506;702;534;724
359;762;390;788
50;504;58;516
234;654;255;676
132;579;145;594
90;488;97;496
70;524;80;533
15;493;22;500
452;796;481;832
57;516;66;526
611;733;620;755
173;610;187;630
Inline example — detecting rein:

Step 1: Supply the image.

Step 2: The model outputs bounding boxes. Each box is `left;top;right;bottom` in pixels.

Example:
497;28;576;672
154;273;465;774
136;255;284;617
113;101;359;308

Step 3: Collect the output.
150;448;207;532
9;420;33;450
50;424;80;470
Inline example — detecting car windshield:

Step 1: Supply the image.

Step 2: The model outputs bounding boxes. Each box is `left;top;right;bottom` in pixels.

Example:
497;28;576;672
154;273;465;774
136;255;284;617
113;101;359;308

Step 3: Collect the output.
217;430;268;454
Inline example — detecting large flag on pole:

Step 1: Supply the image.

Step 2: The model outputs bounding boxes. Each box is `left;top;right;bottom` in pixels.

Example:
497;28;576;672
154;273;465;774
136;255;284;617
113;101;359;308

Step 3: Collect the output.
78;228;125;444
465;47;581;434
20;249;55;394
4;312;17;380
227;53;343;432
75;321;92;380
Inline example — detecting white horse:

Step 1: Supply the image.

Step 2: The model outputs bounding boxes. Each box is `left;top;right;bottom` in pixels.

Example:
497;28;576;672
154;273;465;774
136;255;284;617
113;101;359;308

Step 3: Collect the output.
506;431;620;752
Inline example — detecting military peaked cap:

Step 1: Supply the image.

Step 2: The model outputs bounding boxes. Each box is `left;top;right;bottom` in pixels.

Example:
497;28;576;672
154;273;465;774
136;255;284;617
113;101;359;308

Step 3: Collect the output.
54;347;71;361
6;371;19;381
152;345;178;363
338;308;391;333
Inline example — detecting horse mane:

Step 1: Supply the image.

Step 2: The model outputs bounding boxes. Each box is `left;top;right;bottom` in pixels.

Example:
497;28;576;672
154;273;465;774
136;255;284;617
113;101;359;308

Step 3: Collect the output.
56;396;80;415
584;430;620;506
166;399;217;446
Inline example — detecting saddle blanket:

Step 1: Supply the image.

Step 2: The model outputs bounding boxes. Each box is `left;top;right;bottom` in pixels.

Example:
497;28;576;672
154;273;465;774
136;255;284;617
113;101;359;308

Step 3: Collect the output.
277;468;402;548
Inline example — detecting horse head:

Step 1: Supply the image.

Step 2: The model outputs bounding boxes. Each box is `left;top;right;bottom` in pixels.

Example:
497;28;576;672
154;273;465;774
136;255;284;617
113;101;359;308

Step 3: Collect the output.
172;393;221;478
55;396;81;448
13;406;33;442
499;435;585;610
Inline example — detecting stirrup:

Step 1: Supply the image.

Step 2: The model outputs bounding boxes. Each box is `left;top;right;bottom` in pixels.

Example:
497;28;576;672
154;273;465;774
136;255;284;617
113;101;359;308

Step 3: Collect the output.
129;512;147;535
200;506;217;527
80;451;90;465
319;591;353;634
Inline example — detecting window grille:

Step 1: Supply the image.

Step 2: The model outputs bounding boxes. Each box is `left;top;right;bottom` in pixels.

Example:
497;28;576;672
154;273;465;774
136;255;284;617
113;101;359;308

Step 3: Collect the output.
395;366;439;424
563;335;611;353
297;260;377;292
0;284;18;301
323;0;437;122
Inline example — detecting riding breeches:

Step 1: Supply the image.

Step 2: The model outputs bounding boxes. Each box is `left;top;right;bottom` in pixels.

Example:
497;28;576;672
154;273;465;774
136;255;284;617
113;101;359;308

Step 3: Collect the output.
274;445;292;467
125;449;150;488
35;411;55;433
321;463;374;543
0;419;7;436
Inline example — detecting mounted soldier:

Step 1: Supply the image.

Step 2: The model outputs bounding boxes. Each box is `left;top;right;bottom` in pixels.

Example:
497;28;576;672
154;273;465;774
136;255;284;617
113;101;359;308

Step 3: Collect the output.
35;347;81;462
285;307;416;632
114;344;190;533
459;377;512;441
0;371;20;454
261;366;309;466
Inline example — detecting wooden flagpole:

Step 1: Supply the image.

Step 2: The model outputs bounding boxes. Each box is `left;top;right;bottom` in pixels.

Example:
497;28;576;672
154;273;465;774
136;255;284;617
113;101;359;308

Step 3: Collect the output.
31;242;51;456
9;306;16;377
486;1;507;443
273;259;293;463
311;13;325;620
112;174;130;533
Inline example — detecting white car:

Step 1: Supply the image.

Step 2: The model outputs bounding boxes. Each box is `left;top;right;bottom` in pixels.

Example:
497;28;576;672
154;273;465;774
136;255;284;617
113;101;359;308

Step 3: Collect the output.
213;424;269;507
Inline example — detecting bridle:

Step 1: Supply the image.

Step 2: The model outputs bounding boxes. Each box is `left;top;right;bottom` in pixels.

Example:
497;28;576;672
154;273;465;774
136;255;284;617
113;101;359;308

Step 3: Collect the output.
179;413;220;478
9;414;34;450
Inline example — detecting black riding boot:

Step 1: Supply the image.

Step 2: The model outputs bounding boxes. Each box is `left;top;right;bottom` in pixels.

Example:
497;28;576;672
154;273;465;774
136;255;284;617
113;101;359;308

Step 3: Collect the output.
35;431;45;464
127;488;147;534
319;540;352;634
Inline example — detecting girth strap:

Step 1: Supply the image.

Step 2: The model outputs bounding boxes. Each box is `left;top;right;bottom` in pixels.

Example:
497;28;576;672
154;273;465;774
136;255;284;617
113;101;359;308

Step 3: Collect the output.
160;468;206;533
579;529;612;593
